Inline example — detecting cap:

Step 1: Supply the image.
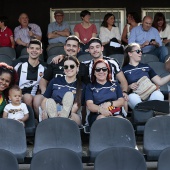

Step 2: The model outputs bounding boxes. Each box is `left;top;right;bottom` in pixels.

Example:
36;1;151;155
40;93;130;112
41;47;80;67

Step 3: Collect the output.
54;10;64;15
88;37;102;48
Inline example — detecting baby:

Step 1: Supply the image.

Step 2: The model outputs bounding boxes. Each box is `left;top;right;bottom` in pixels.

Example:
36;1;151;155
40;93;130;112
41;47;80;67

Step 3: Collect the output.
3;85;29;126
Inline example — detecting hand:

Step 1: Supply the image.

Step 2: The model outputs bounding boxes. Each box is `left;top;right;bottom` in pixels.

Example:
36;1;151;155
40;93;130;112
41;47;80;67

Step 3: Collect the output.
129;83;138;90
143;41;150;47
100;102;111;109
51;55;64;64
123;92;129;101
28;31;34;37
99;106;112;117
42;110;48;120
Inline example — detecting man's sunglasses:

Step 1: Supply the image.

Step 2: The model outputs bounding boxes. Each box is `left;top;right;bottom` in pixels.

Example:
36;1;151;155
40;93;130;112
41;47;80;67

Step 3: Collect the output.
63;65;75;70
131;49;142;54
95;67;108;72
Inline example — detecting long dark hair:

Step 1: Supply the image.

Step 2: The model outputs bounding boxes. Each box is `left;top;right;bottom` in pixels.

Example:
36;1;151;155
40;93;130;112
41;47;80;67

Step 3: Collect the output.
63;56;82;107
122;43;140;67
152;12;166;31
101;13;116;27
91;59;112;83
127;12;141;23
0;62;18;99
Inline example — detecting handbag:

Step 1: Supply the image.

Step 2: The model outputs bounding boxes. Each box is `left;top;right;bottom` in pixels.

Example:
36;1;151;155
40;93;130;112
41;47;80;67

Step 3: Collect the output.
133;76;157;100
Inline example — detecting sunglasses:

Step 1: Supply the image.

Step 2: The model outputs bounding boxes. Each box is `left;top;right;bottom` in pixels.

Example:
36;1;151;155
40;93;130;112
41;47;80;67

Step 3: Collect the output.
63;65;75;70
131;49;142;54
95;67;108;72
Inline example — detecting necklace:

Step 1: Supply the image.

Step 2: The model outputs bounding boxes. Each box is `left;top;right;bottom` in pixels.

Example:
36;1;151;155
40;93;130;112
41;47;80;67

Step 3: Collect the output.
65;77;77;93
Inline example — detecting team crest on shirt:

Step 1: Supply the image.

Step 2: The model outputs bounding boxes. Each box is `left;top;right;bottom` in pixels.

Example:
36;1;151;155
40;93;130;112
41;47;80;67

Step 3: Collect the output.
142;68;146;71
110;87;115;92
72;90;76;94
39;72;43;77
59;66;62;69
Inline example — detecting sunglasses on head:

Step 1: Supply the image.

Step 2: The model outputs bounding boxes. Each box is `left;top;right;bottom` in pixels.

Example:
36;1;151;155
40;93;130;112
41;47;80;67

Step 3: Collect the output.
63;64;75;70
95;67;108;72
131;49;142;54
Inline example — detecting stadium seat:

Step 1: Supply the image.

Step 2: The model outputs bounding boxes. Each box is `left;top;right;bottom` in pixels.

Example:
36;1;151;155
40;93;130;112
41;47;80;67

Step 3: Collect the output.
33;117;82;157
0;149;19;170
25;105;36;137
47;54;56;64
0;118;27;163
0;47;16;60
141;54;159;64
143;116;170;161
157;147;170;170
47;45;66;57
89;117;136;161
78;53;93;62
108;54;124;67
20;47;28;56
94;147;147;170
31;148;83;170
0;54;13;65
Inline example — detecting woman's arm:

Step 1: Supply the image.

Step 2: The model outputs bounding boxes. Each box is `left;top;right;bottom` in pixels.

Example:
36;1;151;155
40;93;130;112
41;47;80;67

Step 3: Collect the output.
121;25;128;44
2;111;8;118
152;75;170;86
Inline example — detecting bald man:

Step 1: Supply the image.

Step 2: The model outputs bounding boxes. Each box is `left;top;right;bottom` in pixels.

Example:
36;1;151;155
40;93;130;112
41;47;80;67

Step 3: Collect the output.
128;15;168;62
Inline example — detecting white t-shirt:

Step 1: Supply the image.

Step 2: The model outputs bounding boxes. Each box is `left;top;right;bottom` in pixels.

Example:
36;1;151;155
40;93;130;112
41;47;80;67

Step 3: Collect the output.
159;24;170;39
4;103;29;120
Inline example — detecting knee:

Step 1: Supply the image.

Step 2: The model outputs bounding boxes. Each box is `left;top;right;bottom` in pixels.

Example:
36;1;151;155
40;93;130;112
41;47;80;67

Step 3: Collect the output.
23;94;33;105
33;95;44;107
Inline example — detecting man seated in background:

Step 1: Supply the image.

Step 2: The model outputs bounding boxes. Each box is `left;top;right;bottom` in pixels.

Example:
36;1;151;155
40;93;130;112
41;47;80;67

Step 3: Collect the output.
128;15;168;62
47;9;70;50
14;13;42;57
0;16;15;48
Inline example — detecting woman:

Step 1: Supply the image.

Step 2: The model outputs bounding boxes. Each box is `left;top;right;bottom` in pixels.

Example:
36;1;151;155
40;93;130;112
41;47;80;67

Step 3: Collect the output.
99;13;124;55
41;56;85;125
74;10;97;53
0;62;18;117
122;43;170;109
85;59;125;126
121;12;141;45
152;12;170;46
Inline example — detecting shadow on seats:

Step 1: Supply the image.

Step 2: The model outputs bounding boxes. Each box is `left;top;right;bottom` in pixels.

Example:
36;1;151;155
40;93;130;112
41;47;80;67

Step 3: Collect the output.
144;116;170;161
94;147;147;170
31;148;83;170
33;117;82;157
0;118;27;163
0;149;19;170
141;54;159;64
89;117;136;162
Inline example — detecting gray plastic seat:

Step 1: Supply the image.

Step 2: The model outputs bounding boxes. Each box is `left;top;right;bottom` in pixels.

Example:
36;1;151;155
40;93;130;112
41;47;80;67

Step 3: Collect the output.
47;54;57;64
31;148;83;170
20;47;28;56
108;54;124;68
158;147;170;170
0;118;27;163
141;54;159;64
78;53;93;62
144;116;170;161
0;54;13;65
89;117;136;161
25;105;36;137
47;45;66;57
33;117;82;157
94;147;147;170
0;149;19;170
0;47;16;60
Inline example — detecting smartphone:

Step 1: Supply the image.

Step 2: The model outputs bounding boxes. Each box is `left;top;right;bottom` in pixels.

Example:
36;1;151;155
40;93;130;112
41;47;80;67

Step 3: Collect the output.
150;39;155;42
163;37;167;40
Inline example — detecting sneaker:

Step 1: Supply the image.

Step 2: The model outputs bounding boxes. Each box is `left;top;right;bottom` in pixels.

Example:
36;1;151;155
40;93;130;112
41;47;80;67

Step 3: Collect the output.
60;92;74;118
46;98;57;118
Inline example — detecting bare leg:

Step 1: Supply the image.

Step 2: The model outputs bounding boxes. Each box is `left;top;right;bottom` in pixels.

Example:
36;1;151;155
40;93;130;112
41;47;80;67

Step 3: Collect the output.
22;94;33;107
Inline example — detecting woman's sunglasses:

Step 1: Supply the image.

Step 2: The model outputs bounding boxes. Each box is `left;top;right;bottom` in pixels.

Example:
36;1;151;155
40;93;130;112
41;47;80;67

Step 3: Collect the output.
95;67;108;72
63;65;75;70
131;49;142;54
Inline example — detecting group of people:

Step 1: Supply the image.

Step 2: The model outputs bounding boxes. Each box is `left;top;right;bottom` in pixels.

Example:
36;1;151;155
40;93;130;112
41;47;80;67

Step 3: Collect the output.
0;33;169;128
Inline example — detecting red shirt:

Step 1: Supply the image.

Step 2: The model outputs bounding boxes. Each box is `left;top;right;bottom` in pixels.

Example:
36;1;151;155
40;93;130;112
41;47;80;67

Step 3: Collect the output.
0;27;13;47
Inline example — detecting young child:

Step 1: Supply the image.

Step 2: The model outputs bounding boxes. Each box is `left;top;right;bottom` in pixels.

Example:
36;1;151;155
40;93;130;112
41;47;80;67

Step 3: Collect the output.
0;16;15;48
3;85;29;126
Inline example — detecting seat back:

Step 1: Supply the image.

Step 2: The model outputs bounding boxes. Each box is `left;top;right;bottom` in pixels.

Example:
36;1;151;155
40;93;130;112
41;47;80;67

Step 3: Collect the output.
31;148;83;170
108;54;124;68
78;53;93;62
0;118;27;163
89;117;136;161
141;54;159;64
158;147;170;170
47;54;56;64
33;117;82;157
47;46;66;57
0;149;19;170
0;54;13;66
94;147;147;170
0;47;16;60
144;116;170;161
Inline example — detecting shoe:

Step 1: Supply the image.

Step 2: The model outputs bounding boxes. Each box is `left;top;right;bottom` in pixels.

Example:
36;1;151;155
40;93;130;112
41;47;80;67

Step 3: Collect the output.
46;98;57;118
60;92;74;118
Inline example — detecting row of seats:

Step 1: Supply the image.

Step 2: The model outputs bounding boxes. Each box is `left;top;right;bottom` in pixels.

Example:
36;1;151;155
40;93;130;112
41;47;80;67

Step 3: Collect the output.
1;116;170;164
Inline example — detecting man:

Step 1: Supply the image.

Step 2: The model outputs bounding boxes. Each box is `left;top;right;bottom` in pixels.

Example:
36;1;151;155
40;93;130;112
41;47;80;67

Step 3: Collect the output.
14;13;42;57
13;39;47;109
128;15;168;62
0;16;15;48
47;9;70;46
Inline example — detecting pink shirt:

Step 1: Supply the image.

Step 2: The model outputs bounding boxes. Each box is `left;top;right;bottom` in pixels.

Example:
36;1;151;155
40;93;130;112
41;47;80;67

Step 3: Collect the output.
74;23;97;44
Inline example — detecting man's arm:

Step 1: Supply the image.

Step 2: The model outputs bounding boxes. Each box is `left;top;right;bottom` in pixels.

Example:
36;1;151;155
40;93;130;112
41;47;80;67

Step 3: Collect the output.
48;28;70;39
